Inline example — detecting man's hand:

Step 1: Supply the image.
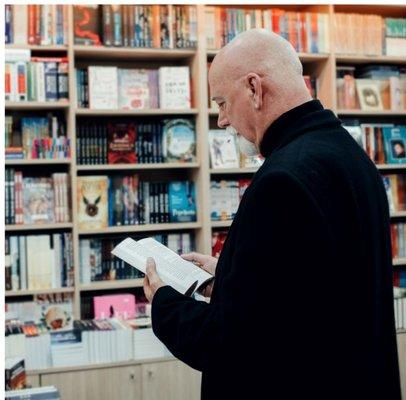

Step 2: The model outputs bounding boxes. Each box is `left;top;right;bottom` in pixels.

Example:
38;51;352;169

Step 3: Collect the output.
181;252;218;298
143;257;166;303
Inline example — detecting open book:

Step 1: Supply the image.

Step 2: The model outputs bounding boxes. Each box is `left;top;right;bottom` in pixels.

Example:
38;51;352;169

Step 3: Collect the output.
111;237;213;296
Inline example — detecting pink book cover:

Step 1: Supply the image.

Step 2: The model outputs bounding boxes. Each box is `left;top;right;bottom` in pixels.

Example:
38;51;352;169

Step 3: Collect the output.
93;293;136;320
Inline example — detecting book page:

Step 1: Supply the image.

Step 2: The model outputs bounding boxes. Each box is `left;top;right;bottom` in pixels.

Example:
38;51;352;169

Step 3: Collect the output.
111;238;212;295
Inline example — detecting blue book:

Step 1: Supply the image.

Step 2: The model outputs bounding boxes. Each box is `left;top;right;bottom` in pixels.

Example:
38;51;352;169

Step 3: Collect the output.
168;181;197;223
383;126;406;164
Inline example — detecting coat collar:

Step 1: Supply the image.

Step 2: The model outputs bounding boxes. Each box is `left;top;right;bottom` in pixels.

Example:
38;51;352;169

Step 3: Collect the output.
259;100;342;157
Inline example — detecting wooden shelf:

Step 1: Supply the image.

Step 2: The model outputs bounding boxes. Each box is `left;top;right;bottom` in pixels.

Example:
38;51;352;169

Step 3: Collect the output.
391;211;406;218
210;167;258;174
5;223;73;231
74;45;196;60
5;101;69;110
79;279;144;292
207;49;329;62
376;164;406;170
5;159;71;166
5;44;68;51
394;257;406;266
75;108;198;116
77;162;200;171
337;109;406;116
78;221;202;235
336;54;406;65
5;287;74;297
211;220;232;228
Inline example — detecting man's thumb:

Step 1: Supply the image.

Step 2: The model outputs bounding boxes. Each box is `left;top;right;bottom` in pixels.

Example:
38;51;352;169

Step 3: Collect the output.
146;257;156;276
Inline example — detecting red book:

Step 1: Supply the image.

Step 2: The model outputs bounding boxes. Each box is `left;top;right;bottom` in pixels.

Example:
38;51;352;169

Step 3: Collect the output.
107;123;136;164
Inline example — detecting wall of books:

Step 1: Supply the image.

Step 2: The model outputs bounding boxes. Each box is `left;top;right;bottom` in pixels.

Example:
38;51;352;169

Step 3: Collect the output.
4;4;406;395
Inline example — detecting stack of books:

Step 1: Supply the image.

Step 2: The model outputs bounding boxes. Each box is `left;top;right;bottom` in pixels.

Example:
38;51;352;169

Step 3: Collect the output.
73;5;198;48
76;66;190;110
76;118;196;165
5;233;74;291
77;176;197;229
5;170;70;225
5;50;69;103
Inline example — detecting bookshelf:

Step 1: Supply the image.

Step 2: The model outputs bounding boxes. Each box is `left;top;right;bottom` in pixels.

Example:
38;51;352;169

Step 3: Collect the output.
5;0;406;341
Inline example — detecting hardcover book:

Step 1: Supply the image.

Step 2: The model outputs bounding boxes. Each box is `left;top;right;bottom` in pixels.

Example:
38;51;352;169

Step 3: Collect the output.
93;294;136;320
107;123;136;164
382;126;406;164
158;66;191;109
168;181;197;222
77;175;108;230
73;5;102;45
88;66;118;109
23;177;54;224
209;129;239;169
162;119;196;163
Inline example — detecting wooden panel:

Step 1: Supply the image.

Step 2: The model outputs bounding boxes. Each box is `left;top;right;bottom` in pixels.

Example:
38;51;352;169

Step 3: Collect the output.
41;365;142;400
397;333;406;400
142;360;201;400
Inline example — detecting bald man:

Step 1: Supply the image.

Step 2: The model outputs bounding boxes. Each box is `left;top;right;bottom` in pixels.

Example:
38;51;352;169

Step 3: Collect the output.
144;30;401;399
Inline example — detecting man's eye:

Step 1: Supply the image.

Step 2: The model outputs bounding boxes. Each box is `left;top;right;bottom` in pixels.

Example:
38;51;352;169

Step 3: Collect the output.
218;103;225;110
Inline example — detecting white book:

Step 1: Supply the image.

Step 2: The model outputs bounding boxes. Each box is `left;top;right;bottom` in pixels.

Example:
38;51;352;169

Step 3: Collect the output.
36;61;46;102
112;237;213;296
5;49;31;62
118;69;151;109
209;130;239;169
18;236;27;290
12;5;28;44
88;66;118;109
159;66;191;109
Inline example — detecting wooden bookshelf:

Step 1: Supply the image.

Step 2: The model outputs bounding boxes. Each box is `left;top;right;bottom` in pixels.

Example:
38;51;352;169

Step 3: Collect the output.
5;287;75;297
5;44;68;51
79;279;144;292
5;159;72;166
78;222;202;236
394;257;406;267
76;162;200;171
5;4;406;324
5;223;73;231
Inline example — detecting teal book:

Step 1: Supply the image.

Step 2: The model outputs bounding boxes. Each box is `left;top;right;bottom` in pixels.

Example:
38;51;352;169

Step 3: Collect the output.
383;126;406;164
168;181;197;222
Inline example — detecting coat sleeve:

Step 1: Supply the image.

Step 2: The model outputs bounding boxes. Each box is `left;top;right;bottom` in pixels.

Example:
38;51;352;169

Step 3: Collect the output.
151;171;324;371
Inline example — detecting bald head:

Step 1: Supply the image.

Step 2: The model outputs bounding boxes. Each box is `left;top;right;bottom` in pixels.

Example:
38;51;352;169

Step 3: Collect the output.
209;29;312;149
210;29;303;90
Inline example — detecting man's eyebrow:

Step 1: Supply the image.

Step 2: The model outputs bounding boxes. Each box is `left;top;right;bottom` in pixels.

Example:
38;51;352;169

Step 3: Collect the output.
211;96;225;102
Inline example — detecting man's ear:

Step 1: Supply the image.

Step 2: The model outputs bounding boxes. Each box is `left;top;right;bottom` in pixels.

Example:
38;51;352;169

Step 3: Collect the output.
246;73;263;110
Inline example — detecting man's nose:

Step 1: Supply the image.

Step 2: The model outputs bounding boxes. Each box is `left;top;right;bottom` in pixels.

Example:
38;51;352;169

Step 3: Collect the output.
217;112;229;129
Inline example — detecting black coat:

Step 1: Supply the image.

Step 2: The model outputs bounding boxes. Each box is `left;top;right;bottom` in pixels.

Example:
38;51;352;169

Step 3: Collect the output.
152;100;401;400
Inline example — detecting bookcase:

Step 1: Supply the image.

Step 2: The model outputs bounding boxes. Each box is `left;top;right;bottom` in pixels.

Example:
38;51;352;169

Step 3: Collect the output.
5;4;406;398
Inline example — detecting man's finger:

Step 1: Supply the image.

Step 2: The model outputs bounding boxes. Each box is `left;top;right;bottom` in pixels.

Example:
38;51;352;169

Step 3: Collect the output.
181;252;209;265
146;257;157;277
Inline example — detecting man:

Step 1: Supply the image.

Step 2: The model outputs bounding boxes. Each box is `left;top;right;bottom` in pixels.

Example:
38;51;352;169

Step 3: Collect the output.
143;29;401;399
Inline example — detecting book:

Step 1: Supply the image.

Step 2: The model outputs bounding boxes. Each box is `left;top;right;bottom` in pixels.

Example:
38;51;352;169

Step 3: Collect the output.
209;129;239;169
162;119;196;163
88;66;118;109
382;127;406;164
93;294;136;319
107;123;136;164
112;237;213;295
356;79;383;111
117;69;156;109
5;358;26;391
158;66;191;109
73;5;102;45
23;177;54;224
168;181;197;222
77;176;109;230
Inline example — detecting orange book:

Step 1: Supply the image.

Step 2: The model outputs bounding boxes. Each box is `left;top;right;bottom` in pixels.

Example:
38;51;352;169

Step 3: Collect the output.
397;175;406;211
391;224;398;258
300;12;308;53
28;5;36;44
390;175;399;211
151;5;160;48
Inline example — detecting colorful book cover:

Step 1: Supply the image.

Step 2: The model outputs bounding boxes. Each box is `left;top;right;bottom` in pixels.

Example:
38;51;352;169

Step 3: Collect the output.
93;293;136;319
77;175;108;230
168;181;197;222
162;119;196;163
107;123;136;164
23;177;54;224
73;5;102;45
208;129;239;169
382;127;406;164
118;69;153;109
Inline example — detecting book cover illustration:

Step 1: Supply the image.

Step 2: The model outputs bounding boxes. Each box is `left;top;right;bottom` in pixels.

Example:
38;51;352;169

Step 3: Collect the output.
162;119;196;163
107;123;136;164
73;5;102;45
383;126;406;164
23;177;54;224
77;175;108;230
93;293;136;320
168;181;197;222
209;129;239;169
